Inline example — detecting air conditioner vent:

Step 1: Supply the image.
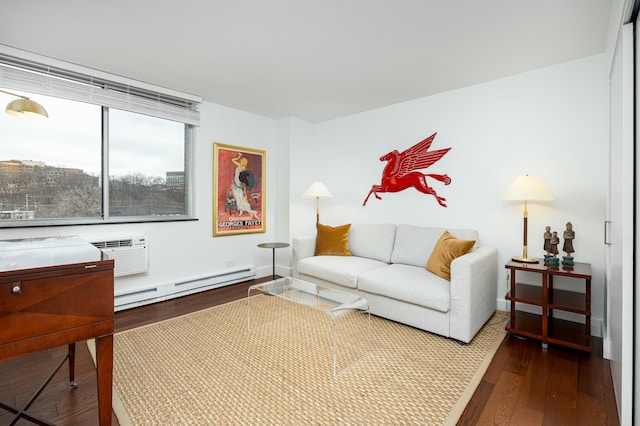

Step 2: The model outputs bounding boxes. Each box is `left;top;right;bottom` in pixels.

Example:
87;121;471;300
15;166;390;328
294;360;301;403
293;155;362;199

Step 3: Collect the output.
92;238;146;249
90;236;148;277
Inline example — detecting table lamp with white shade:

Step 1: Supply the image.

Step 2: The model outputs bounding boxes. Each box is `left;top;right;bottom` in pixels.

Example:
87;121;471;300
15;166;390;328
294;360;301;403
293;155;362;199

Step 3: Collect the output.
303;181;333;223
503;175;554;263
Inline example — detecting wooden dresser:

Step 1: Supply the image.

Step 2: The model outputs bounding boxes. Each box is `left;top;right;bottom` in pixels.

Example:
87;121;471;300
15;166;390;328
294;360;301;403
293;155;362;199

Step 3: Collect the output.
0;236;114;425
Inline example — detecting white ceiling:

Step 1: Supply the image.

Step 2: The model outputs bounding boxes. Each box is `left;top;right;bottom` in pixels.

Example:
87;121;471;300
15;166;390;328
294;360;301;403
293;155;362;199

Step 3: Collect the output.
0;0;612;122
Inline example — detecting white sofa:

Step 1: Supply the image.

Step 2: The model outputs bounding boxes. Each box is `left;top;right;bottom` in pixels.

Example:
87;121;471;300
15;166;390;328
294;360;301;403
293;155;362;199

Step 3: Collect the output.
292;223;498;343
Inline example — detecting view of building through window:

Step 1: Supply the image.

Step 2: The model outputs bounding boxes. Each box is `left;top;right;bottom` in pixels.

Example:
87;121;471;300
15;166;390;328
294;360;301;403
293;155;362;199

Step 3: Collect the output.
0;89;188;222
108;108;186;217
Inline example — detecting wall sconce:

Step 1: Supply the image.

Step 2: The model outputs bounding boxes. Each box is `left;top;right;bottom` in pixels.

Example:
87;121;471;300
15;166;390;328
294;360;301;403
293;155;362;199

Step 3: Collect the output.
303;181;333;223
0;89;49;119
503;175;554;263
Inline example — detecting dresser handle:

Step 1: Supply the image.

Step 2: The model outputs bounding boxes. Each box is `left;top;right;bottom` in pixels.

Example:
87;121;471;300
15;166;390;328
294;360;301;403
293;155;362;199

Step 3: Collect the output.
11;282;22;294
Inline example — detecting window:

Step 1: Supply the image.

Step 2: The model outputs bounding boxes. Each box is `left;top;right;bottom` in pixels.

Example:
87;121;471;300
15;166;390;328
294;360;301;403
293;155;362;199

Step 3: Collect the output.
108;109;187;217
0;91;102;220
0;52;200;226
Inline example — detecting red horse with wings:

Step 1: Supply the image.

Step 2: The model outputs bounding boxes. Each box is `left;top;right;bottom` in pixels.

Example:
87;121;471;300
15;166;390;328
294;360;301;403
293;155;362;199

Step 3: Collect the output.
363;132;451;207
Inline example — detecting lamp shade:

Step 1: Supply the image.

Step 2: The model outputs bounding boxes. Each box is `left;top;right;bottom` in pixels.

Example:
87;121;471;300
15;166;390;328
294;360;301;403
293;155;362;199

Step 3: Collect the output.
303;181;333;198
503;175;554;201
5;98;49;120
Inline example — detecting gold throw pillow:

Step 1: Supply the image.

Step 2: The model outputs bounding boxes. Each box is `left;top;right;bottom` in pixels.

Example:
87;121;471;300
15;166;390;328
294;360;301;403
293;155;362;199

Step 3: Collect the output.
426;230;475;280
315;223;352;256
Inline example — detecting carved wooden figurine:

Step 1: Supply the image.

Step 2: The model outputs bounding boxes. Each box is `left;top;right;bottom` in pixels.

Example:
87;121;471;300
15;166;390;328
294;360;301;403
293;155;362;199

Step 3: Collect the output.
562;222;575;266
563;222;575;256
543;226;552;254
550;231;559;256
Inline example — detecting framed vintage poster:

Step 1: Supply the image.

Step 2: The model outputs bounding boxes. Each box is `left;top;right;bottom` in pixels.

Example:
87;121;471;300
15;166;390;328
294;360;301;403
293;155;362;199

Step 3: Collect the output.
213;143;266;236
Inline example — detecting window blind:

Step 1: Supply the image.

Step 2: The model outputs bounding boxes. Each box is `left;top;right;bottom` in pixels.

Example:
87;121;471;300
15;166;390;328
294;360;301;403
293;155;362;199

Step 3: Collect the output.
0;53;200;126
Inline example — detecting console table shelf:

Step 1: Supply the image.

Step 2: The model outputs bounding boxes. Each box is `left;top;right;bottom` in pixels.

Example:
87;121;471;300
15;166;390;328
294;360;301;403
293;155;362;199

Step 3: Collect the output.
505;260;591;352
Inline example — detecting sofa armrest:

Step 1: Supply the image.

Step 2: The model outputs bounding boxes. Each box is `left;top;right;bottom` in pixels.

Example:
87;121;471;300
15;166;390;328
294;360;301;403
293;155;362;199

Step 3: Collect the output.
292;235;316;277
448;246;498;343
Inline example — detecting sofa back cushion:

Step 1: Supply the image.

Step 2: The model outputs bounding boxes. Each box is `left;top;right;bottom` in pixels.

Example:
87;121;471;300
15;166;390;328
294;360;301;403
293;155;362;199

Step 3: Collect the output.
391;224;479;268
348;223;397;263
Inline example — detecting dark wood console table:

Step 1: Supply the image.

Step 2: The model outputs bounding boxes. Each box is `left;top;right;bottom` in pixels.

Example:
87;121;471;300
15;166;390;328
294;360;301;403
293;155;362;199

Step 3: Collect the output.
505;260;591;352
0;236;114;425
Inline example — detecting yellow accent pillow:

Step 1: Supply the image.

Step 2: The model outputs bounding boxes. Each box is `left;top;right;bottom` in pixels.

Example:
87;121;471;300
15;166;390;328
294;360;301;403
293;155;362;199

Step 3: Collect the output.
315;223;352;256
426;231;476;280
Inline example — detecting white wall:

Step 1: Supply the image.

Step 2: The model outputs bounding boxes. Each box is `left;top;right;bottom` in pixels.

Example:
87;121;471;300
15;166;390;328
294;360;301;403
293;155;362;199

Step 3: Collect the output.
1;101;282;296
289;54;609;333
0;53;610;334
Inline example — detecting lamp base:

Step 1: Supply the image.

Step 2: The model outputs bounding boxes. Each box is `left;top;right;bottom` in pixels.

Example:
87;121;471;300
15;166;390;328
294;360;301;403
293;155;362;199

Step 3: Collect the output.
511;256;539;264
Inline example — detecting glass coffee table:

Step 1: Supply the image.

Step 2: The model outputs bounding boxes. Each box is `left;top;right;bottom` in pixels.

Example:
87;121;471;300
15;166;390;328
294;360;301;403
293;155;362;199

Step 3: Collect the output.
248;277;370;376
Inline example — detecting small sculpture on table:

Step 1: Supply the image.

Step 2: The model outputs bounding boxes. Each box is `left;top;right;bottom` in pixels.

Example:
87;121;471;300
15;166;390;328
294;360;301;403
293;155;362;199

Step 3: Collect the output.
547;231;560;267
543;226;552;263
562;222;575;266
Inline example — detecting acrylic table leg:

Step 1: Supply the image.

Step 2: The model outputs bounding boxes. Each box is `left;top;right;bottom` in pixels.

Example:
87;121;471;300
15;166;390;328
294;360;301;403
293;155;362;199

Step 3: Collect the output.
95;334;113;426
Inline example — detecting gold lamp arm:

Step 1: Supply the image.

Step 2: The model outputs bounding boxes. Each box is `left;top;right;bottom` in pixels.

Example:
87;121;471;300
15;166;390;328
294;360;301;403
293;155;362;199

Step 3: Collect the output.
0;89;29;99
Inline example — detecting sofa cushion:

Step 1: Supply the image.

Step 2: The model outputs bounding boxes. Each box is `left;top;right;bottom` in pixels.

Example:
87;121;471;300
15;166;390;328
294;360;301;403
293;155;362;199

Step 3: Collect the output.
358;264;451;312
348;223;396;263
391;225;479;268
297;256;387;289
315;223;352;256
426;230;476;280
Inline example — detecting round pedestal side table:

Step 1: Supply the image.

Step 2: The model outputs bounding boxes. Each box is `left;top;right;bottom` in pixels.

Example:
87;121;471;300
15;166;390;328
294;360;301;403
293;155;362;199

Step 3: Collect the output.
257;242;290;280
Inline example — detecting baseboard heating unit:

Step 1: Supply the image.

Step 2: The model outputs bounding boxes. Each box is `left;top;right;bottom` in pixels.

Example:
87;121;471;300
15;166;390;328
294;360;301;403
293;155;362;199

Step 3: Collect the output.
114;265;255;311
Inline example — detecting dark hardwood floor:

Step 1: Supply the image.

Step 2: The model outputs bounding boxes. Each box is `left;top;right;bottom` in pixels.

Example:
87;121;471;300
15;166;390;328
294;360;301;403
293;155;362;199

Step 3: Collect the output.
458;331;619;425
0;278;619;425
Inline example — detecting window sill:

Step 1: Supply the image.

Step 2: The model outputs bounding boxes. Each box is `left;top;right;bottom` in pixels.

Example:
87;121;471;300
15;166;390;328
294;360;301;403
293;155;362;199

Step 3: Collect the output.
0;216;199;229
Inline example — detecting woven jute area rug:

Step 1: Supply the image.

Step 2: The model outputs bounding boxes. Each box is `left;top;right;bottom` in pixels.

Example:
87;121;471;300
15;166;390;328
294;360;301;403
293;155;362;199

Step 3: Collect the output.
90;296;507;425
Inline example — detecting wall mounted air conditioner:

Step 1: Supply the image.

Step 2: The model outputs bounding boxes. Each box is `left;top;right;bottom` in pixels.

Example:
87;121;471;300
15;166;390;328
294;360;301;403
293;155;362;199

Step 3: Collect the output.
91;236;148;277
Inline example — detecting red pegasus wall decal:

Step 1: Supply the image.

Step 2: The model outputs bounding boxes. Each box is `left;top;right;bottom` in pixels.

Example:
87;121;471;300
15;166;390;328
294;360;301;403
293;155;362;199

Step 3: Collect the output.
363;132;452;207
